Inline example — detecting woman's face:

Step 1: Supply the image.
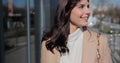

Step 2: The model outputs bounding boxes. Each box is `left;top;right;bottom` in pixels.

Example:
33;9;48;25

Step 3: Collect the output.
70;0;90;28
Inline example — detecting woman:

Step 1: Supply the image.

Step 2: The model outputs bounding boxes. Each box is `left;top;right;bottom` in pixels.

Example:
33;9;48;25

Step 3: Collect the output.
41;0;112;63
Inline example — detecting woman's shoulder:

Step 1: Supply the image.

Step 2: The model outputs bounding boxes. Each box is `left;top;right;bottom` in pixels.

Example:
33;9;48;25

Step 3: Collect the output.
41;39;50;48
87;29;107;38
41;40;47;50
87;29;108;45
84;29;107;42
41;39;50;50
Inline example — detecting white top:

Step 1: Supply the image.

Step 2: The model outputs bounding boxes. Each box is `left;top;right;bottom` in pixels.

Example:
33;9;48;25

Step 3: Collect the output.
60;28;83;63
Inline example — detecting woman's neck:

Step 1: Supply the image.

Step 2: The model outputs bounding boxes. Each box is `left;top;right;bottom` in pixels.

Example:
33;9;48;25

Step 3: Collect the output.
70;23;80;34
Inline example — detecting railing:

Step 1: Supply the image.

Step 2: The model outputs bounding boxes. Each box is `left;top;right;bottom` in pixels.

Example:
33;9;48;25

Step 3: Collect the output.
108;34;120;63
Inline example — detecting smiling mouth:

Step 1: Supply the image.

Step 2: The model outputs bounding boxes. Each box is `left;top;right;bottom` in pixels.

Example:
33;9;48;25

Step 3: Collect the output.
82;17;88;21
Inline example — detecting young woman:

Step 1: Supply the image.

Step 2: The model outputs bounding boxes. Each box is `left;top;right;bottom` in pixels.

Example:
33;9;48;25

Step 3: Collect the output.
41;0;112;63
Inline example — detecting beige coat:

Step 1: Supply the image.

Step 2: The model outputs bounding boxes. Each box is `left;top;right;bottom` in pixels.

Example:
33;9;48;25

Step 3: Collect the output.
41;30;112;63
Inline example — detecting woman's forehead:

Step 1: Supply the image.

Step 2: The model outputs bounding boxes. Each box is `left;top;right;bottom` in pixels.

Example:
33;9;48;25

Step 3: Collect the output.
76;0;89;5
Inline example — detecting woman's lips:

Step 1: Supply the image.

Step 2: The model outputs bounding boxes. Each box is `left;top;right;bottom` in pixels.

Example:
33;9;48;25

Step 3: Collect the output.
82;17;88;22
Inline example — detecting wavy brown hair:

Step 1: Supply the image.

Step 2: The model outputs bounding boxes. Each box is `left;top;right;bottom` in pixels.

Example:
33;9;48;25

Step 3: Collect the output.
42;0;88;55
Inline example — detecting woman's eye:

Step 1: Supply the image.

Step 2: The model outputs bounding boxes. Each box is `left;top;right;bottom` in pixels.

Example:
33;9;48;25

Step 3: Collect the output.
78;5;84;8
87;5;89;8
77;4;89;9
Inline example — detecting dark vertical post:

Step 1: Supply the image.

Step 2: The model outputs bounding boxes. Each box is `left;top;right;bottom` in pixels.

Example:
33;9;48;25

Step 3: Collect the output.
34;0;41;63
0;0;5;63
50;0;58;25
34;0;58;63
26;0;31;63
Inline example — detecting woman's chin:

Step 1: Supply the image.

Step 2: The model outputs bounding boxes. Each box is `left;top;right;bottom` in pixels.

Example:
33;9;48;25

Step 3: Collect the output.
81;23;88;27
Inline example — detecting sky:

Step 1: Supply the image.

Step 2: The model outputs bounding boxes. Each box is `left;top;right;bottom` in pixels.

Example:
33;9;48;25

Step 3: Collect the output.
92;0;120;6
3;0;34;8
3;0;120;8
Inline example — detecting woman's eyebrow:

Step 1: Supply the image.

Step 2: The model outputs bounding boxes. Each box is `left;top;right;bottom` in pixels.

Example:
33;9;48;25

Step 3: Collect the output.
76;3;89;6
76;2;89;5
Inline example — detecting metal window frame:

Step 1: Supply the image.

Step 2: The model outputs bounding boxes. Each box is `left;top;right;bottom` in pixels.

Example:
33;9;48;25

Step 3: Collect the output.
26;0;31;63
34;0;42;63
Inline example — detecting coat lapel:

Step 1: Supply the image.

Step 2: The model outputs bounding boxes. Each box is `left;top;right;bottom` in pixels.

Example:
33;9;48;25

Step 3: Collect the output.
81;30;98;63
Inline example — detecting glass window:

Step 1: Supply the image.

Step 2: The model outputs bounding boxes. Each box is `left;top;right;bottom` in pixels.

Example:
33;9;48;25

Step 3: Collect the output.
3;0;35;63
90;0;120;62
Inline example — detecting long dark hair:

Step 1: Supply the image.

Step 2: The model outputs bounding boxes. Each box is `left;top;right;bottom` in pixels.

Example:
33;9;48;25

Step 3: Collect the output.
42;0;88;55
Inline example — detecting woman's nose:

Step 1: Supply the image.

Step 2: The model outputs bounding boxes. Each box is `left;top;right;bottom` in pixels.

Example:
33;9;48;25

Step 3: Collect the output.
85;7;91;15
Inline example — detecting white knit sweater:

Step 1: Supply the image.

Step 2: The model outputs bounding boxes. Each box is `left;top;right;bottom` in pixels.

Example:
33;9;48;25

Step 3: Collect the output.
60;28;83;63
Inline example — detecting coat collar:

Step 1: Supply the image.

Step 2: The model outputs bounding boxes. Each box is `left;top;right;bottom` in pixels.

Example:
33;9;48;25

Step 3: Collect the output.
56;30;98;63
81;30;98;63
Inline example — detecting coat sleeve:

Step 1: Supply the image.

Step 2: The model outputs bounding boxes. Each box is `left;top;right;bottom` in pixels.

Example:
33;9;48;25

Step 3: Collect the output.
99;35;112;63
41;41;59;63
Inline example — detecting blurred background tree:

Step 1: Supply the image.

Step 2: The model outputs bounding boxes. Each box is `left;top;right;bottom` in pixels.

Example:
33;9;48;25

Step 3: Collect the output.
92;0;120;34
